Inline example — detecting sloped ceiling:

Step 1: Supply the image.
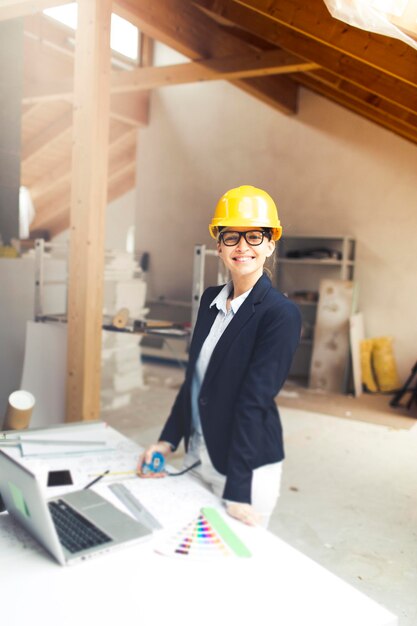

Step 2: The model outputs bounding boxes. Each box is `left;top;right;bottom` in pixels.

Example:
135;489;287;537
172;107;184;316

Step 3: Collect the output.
14;0;417;237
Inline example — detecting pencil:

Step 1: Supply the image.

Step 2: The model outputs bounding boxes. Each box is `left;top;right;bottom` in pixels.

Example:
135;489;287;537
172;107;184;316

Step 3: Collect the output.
83;469;110;489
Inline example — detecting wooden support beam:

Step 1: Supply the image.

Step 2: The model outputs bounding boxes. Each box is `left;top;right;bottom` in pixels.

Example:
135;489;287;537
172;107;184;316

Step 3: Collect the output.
140;33;154;68
0;0;72;22
23;48;318;102
193;0;417;115
138;33;153;120
114;0;298;115
22;2;305;115
66;0;112;423
110;48;318;92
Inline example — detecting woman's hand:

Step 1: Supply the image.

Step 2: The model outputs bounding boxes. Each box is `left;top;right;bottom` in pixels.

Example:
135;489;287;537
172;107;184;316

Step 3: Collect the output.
136;441;172;478
226;502;261;526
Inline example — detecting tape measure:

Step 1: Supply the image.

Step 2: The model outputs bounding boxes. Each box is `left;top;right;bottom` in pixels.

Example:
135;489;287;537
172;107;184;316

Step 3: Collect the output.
141;451;165;475
141;452;201;477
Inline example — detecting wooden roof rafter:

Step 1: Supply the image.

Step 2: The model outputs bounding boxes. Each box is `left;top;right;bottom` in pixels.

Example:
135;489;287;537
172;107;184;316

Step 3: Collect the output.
108;159;136;187
192;0;417;112
190;0;417;142
21;101;48;122
230;0;417;83
304;68;417;127
113;0;301;115
294;75;417;144
29;125;138;229
22;108;72;163
23;48;318;103
107;163;137;208
3;0;417;244
31;159;137;237
29;125;137;203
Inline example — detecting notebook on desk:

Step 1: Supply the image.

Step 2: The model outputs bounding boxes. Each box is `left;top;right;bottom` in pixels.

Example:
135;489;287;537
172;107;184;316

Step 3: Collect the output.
0;450;152;566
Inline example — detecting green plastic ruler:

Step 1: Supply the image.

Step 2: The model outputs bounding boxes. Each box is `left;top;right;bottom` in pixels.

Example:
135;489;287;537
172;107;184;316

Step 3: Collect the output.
201;507;252;558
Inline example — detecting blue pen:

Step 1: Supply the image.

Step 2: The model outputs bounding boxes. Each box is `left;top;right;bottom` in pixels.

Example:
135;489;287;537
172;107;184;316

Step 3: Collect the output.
83;469;110;489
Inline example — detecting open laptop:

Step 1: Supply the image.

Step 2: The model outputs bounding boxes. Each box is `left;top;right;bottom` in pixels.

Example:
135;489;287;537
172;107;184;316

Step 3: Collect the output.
0;450;152;565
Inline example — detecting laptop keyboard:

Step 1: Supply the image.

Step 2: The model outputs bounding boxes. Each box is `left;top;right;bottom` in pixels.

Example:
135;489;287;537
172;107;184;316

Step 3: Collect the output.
48;499;112;554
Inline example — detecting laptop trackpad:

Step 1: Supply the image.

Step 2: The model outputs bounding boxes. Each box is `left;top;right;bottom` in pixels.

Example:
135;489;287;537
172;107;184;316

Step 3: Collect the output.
61;489;151;541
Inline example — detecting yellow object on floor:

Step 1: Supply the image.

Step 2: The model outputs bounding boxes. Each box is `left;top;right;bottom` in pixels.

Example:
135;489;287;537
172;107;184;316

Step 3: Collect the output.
360;339;378;392
0;245;18;258
372;336;401;392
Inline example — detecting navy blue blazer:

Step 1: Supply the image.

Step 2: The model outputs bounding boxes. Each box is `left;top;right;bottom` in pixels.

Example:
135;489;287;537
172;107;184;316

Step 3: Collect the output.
159;273;301;503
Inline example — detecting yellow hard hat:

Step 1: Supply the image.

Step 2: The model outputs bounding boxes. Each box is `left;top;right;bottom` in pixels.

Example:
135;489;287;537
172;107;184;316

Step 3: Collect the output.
209;185;282;241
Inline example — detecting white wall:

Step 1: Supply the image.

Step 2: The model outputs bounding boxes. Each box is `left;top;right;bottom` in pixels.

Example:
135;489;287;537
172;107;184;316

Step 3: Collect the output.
135;56;417;381
53;188;136;252
0;257;67;419
105;189;136;251
0;191;137;419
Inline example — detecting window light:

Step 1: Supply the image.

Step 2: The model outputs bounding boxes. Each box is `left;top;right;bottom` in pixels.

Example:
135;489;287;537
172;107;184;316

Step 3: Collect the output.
43;3;139;61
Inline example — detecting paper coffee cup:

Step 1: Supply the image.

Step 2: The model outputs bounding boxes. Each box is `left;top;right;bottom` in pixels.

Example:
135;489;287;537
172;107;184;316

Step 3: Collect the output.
3;390;35;430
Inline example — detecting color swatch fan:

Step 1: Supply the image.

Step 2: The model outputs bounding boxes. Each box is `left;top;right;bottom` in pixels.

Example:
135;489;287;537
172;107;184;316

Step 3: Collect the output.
155;507;251;559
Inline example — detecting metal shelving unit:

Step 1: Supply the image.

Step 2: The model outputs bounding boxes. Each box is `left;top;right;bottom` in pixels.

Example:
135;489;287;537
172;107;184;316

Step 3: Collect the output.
275;235;356;384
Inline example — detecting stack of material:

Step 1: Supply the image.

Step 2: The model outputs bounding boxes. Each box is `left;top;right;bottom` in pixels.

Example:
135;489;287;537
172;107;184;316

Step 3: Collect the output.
101;251;148;411
309;279;356;392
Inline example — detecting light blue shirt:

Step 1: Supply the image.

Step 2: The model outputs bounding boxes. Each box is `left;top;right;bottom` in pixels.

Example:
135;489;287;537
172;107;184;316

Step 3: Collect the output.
191;282;253;438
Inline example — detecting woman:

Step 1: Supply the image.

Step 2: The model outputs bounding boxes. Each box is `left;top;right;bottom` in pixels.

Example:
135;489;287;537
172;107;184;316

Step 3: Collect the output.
138;185;301;528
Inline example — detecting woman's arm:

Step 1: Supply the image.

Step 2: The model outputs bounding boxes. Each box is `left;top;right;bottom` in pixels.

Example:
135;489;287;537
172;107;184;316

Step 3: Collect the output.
224;300;302;503
137;286;222;475
158;381;188;451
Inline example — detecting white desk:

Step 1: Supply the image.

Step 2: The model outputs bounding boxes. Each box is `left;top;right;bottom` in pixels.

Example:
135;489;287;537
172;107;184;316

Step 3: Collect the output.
0;422;397;626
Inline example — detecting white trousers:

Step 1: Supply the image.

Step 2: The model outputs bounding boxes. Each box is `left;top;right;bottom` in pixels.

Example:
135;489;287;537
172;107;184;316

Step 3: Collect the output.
184;432;282;529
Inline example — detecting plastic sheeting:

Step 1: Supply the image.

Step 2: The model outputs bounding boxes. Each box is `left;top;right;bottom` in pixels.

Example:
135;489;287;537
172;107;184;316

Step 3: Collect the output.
323;0;417;51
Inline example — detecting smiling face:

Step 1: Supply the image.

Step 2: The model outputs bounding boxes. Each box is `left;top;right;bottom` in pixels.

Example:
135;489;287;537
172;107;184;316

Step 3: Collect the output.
217;226;275;288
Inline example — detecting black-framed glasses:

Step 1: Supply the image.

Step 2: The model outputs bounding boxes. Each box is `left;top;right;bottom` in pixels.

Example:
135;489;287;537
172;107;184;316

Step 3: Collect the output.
219;230;270;247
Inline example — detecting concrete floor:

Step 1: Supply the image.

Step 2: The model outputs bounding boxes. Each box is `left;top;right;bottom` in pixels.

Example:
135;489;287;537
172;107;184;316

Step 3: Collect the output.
104;362;417;626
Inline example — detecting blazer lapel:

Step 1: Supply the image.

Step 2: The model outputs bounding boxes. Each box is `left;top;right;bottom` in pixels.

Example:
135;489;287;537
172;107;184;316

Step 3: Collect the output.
202;274;271;388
